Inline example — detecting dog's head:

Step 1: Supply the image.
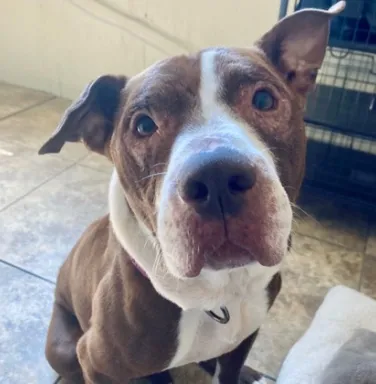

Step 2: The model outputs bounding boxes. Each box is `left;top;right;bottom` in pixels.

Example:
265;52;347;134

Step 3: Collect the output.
40;4;344;281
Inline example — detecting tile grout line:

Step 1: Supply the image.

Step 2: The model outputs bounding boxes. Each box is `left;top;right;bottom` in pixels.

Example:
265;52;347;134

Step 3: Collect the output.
0;156;93;283
0;159;83;214
0;155;106;290
363;214;372;254
0;96;57;122
0;259;56;285
78;162;113;175
357;217;373;291
358;255;366;291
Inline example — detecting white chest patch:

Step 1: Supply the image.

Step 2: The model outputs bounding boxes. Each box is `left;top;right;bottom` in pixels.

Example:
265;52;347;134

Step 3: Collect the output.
168;274;270;368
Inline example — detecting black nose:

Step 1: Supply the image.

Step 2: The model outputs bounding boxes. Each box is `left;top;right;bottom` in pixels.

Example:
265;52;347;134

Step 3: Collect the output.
179;148;257;219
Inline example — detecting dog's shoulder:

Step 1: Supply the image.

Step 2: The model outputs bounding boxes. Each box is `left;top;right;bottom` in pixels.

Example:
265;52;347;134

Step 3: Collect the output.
55;215;114;322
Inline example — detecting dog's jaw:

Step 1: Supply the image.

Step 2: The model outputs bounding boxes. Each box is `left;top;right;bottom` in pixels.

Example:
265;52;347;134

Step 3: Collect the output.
109;169;281;311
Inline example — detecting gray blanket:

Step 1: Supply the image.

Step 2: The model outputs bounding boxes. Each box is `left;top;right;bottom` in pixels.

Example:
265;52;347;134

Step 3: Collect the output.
321;328;376;384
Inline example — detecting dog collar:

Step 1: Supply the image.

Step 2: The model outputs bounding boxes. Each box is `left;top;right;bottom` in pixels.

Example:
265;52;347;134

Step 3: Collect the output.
129;257;230;324
129;256;149;278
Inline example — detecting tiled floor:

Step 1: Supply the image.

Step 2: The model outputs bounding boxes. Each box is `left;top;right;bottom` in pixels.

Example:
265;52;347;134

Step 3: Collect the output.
0;81;375;383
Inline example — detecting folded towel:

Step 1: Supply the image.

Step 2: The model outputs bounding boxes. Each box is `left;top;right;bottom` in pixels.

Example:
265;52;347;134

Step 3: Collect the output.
277;285;376;384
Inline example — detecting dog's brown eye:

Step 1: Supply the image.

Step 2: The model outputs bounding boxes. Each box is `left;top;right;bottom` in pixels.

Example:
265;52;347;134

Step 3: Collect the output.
252;89;275;111
135;115;157;137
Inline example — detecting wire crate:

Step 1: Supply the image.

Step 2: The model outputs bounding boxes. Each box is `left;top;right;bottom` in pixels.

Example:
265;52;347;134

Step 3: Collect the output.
285;0;376;206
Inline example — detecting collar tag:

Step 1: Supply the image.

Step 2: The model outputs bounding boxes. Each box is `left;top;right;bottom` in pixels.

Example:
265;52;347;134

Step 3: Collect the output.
205;306;230;324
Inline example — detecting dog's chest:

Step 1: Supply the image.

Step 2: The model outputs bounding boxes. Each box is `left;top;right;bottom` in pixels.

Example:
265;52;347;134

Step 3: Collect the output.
168;286;270;368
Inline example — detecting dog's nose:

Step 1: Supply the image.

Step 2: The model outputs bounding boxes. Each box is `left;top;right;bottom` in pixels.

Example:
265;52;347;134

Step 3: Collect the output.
179;148;256;218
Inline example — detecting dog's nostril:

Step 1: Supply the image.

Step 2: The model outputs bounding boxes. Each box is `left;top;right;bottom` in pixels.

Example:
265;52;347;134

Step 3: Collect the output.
228;173;255;194
185;180;209;202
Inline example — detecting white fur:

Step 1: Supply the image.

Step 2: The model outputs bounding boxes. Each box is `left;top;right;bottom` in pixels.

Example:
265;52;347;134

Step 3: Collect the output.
212;362;221;384
199;49;275;167
109;49;291;374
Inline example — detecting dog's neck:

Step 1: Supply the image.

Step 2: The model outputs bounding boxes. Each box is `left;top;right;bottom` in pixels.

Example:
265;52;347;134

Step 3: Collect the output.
109;169;280;311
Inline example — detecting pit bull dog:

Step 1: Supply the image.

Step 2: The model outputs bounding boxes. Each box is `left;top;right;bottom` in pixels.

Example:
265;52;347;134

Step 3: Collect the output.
39;2;345;383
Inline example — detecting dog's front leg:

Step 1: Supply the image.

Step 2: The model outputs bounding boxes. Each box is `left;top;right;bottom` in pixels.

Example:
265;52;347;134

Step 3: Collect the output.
77;329;129;384
212;330;265;384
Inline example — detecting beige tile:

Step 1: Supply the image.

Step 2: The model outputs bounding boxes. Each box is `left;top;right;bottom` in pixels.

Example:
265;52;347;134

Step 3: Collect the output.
78;152;114;173
247;234;364;377
0;98;88;161
0;164;110;280
366;224;376;257
287;234;364;288
0;82;53;119
294;192;369;251
0;139;72;210
360;255;376;300
0;262;58;384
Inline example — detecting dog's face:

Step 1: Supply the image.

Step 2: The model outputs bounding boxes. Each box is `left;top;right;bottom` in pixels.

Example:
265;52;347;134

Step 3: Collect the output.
39;3;344;280
113;48;299;279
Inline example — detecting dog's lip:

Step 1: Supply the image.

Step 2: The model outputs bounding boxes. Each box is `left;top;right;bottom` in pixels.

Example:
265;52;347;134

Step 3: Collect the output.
204;239;285;269
176;237;286;278
184;257;205;278
204;240;256;270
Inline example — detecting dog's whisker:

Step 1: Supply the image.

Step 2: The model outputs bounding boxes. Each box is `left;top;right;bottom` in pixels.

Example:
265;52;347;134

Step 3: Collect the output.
154;250;164;274
151;162;168;169
138;172;167;182
291;203;321;227
152;252;161;276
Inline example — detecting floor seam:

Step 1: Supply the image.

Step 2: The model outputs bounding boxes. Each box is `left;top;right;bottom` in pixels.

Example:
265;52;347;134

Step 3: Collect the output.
0;96;57;122
0;161;78;214
0;259;56;285
357;218;373;291
77;162;113;174
358;253;367;292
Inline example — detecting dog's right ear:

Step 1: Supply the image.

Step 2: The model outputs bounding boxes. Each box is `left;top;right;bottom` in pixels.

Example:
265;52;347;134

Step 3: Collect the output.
38;75;127;156
257;1;346;95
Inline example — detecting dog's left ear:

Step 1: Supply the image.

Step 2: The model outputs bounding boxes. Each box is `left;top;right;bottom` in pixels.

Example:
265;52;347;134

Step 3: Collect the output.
38;75;127;156
257;1;345;95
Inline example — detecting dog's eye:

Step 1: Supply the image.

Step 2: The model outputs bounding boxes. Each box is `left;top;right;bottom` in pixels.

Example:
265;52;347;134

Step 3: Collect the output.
252;89;275;111
135;115;157;137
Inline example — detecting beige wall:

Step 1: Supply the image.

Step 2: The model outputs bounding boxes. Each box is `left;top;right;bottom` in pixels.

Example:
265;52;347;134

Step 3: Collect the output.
0;0;282;99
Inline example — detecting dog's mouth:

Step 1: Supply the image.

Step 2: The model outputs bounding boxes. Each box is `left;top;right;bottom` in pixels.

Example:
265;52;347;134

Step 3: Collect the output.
205;240;258;270
180;239;253;278
180;233;287;278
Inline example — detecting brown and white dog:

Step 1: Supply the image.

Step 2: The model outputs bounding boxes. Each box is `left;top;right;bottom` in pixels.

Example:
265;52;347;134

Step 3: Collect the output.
39;2;345;383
